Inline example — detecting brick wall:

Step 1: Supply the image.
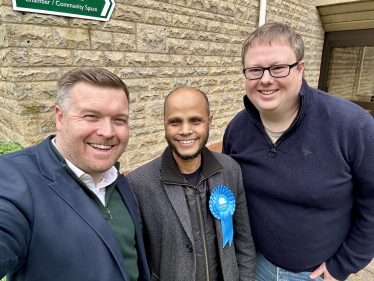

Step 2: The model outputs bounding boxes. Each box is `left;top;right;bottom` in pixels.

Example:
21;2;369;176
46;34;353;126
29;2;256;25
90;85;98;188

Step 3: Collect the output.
327;46;374;101
0;0;324;172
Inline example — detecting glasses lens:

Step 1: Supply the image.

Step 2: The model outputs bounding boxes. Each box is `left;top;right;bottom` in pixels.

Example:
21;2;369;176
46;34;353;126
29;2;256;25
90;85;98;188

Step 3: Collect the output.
270;65;289;77
245;68;263;79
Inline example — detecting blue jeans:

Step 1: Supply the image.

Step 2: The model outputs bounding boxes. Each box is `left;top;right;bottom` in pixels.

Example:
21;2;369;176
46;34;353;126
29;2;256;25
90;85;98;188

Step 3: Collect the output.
256;252;324;281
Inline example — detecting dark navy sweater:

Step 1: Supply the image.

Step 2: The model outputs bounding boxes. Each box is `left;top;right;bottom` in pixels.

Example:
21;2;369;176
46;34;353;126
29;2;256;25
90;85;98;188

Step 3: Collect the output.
223;80;374;281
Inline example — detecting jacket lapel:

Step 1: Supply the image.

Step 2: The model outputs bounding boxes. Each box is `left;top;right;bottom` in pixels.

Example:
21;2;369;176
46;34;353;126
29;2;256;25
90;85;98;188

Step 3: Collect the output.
49;175;130;281
164;183;194;243
36;136;129;281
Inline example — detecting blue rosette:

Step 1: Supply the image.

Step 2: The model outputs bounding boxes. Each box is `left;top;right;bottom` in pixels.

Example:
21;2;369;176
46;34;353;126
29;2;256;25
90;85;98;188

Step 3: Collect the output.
209;185;236;248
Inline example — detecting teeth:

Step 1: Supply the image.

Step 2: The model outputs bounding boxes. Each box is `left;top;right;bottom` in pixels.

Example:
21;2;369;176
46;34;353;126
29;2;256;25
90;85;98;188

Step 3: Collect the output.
90;144;112;149
261;90;276;95
180;140;195;144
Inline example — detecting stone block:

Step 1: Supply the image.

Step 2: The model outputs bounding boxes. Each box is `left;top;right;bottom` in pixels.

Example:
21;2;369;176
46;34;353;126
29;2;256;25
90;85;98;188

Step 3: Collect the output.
137;24;166;53
117;67;137;79
160;67;177;77
114;33;136;52
91;31;114;51
189;41;209;55
170;55;185;66
186;56;204;66
69;18;101;29
172;14;190;28
127;149;148;164
137;133;159;148
146;101;164;125
205;0;220;13
29;48;72;66
209;42;226;56
172;77;188;89
218;76;230;85
53;27;90;49
102;20;136;33
126;53;148;66
226;44;241;56
115;4;144;22
202;77;219;87
149;54;170;66
149;78;171;90
39;113;56;133
6;24;53;48
195;67;209;76
126;79;149;92
105;52;125;66
222;23;238;35
220;2;235;16
2;48;28;66
214;34;230;43
190;17;207;31
177;68;194;77
145;9;171;25
7;82;33;100
160;2;181;14
0;6;22;23
210;67;226;76
33;81;57;100
137;91;161;102
195;31;214;42
204;56;221;66
207;20;221;33
137;68;159;77
6;67;60;81
196;10;215;20
189;0;205;9
188;77;202;88
73;51;104;66
129;119;146;130
167;39;189;54
23;13;68;26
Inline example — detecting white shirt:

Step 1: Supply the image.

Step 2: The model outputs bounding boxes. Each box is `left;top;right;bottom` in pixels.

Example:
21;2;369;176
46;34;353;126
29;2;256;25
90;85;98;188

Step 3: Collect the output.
51;138;118;206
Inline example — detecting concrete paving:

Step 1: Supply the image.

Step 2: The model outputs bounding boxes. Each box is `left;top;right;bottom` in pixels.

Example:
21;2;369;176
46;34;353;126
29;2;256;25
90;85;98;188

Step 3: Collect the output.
347;259;374;281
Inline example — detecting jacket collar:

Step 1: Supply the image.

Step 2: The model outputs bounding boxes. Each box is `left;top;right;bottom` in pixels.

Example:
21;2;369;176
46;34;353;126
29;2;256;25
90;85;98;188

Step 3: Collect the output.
161;146;222;185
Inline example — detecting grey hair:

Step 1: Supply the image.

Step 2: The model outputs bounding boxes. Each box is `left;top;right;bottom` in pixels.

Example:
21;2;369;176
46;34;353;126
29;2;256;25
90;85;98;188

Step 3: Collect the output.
56;67;129;112
242;22;305;67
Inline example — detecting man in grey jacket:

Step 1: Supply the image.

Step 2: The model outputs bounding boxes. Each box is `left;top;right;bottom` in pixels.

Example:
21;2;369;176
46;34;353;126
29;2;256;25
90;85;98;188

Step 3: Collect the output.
127;87;256;281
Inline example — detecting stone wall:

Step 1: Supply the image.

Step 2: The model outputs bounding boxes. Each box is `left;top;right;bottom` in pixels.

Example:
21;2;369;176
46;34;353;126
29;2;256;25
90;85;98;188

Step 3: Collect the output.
327;46;374;101
0;0;324;172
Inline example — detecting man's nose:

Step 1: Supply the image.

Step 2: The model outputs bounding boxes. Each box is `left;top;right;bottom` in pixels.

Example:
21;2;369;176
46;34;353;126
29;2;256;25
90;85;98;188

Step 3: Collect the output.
260;69;274;84
97;119;115;137
179;122;192;135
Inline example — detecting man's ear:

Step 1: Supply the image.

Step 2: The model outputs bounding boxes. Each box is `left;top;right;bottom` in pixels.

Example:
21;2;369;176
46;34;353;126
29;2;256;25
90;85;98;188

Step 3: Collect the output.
55;105;64;132
208;114;213;128
297;60;305;80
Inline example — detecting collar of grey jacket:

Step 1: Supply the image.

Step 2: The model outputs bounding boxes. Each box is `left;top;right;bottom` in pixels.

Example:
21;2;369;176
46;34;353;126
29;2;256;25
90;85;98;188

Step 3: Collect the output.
161;146;223;185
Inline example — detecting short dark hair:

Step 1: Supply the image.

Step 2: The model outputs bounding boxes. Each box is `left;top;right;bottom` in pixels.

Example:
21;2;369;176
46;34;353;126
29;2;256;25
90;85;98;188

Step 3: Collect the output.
242;22;305;67
56;67;129;111
164;87;210;116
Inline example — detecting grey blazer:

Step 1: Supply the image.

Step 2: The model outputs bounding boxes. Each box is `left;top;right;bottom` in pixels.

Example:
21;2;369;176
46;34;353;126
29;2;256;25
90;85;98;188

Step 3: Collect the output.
127;147;256;281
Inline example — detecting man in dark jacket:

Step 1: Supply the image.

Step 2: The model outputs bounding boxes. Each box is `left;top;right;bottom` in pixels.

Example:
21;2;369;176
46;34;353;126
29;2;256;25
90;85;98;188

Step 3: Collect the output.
223;22;374;281
127;87;256;281
0;67;150;281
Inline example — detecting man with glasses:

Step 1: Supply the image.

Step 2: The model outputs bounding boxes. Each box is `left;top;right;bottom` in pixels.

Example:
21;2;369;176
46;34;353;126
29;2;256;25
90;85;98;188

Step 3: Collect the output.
223;22;374;281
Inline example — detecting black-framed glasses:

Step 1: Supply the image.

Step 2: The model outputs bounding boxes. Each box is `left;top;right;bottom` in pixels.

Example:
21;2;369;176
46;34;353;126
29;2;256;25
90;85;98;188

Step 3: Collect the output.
243;61;299;80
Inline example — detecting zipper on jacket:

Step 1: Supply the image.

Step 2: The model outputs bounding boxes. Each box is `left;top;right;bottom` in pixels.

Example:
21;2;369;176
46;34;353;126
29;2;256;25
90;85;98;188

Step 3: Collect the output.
195;187;210;281
105;186;115;220
247;96;304;158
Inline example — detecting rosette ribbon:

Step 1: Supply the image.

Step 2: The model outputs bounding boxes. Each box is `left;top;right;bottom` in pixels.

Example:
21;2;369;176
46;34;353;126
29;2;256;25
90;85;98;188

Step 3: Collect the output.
209;185;236;248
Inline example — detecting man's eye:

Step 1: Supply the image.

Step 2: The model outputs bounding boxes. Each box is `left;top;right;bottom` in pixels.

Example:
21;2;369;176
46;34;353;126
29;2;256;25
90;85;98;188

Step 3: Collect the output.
248;68;262;73
192;119;201;123
85;115;97;119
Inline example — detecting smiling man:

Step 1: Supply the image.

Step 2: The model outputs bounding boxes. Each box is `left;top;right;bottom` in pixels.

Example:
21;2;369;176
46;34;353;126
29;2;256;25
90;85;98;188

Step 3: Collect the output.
223;23;374;281
0;67;150;281
127;87;256;281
